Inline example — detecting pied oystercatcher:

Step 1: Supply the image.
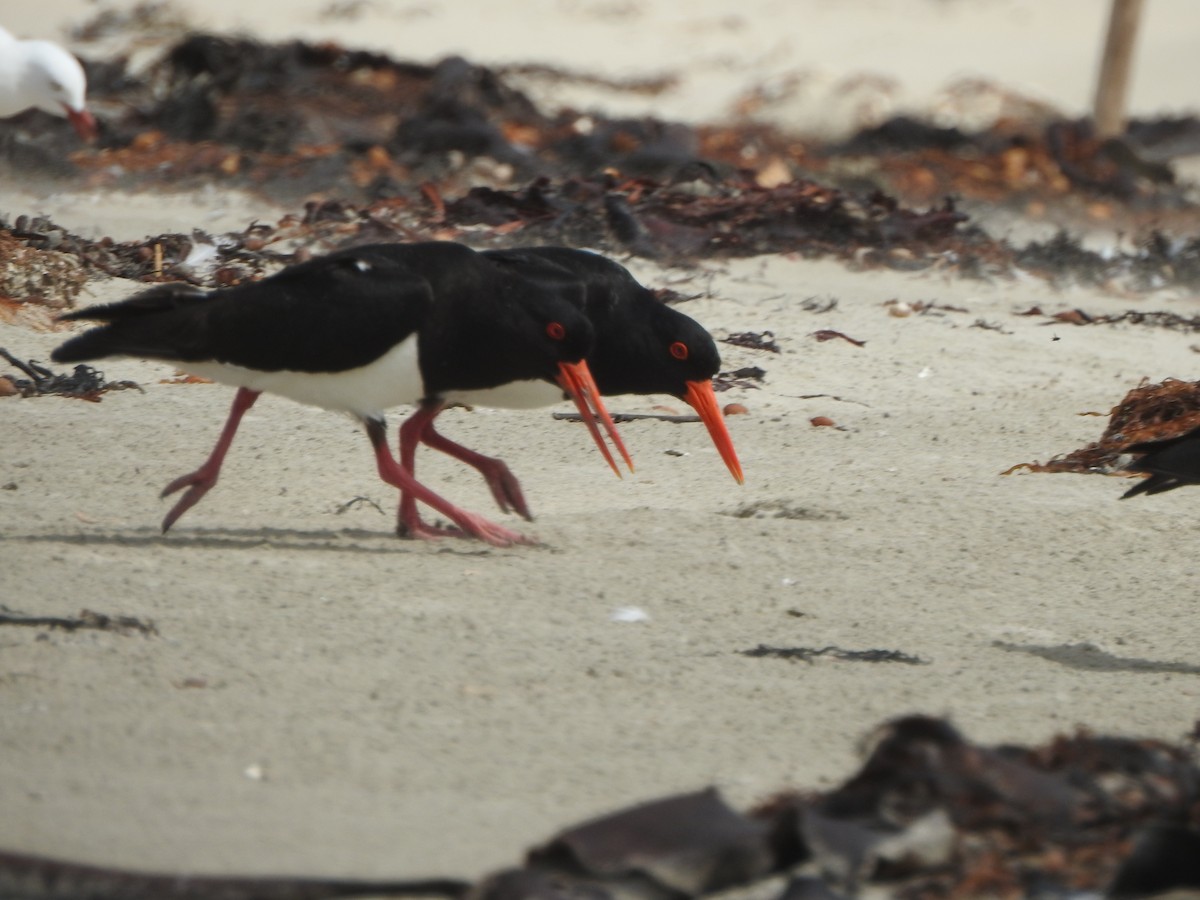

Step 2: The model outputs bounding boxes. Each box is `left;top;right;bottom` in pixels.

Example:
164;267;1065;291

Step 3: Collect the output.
390;245;744;526
51;242;628;546
486;246;742;480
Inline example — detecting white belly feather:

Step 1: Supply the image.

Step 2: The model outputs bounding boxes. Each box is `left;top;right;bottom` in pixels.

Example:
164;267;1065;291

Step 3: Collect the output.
183;336;423;418
447;379;564;409
179;335;568;416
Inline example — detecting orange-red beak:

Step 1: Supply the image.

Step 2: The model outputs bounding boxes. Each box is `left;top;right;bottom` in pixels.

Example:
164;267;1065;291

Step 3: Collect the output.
64;106;97;142
684;379;744;484
557;360;635;478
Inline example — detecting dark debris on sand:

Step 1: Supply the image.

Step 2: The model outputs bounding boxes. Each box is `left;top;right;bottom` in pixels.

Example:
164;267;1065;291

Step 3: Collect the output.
713;367;767;393
722;331;780;353
0;348;141;401
739;645;926;665
10;184;1200;308
0;212;291;290
1;21;1198;900
47;28;1200;219
0;229;88;311
4;715;1200;899
1;31;1199;299
1006;378;1200;476
0;605;156;636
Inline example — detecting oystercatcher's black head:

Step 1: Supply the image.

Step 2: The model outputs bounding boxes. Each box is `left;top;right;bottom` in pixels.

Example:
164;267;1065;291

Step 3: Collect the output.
599;296;743;485
483;245;743;483
585;298;721;397
367;241;631;475
477;259;635;475
487;268;596;383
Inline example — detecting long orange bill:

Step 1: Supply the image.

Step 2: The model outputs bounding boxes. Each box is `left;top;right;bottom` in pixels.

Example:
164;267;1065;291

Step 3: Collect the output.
556;360;635;478
684;379;745;484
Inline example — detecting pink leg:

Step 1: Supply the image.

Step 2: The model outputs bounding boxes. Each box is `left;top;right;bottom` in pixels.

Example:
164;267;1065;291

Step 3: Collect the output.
366;418;532;548
160;387;261;533
424;419;532;520
397;401;533;530
395;402;466;540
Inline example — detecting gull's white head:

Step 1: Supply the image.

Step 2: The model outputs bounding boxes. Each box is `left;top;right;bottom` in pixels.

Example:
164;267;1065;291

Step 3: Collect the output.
1;31;97;139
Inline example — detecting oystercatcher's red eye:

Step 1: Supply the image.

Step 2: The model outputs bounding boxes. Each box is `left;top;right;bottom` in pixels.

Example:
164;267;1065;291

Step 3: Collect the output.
669;341;689;360
546;322;566;341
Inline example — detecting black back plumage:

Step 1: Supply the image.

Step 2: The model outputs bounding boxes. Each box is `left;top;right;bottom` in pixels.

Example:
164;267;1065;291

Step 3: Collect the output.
357;243;593;396
482;247;722;398
52;243;596;398
53;251;431;373
1122;426;1200;498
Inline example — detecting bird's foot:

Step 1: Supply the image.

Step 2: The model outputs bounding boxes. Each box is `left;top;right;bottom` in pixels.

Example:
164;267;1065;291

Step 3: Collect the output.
398;509;535;548
159;470;217;533
478;460;533;521
397;518;465;541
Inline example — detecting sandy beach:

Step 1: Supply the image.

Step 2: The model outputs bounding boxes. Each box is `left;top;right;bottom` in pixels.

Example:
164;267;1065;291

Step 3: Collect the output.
3;0;1200;887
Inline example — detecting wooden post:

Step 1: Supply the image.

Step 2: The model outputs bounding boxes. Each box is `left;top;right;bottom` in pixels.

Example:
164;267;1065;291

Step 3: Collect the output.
1093;0;1146;139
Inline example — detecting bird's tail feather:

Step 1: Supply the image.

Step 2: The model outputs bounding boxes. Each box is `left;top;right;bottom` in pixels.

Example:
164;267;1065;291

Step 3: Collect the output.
58;282;210;323
1120;472;1177;499
52;283;212;364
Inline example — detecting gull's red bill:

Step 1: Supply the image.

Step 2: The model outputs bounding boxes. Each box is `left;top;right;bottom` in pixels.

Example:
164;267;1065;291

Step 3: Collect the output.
557;359;635;477
684;379;744;484
64;105;97;141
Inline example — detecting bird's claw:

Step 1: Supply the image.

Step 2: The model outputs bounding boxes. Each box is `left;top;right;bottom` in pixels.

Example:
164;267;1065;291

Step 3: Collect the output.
481;462;532;521
399;509;534;548
159;470;217;533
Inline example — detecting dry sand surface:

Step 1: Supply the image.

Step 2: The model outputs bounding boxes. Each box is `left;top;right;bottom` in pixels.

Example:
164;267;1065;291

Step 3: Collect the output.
4;0;1200;883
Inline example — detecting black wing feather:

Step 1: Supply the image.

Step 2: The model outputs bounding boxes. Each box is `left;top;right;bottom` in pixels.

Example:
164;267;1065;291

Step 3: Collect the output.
1121;425;1200;499
58;283;211;323
53;251;433;374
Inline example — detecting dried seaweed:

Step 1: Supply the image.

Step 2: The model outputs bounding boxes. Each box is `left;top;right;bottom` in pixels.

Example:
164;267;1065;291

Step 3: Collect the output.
1023;304;1200;332
527;789;772;896
0;848;468;900
3;32;1198;291
0;228;87;308
0;606;156;636
552;412;700;424
6;163;1200;300
810;330;866;348
817;115;1189;218
969;319;1011;334
722;332;780;353
6;716;1199;898
0;20;1193;900
739;645;926;665
0;348;142;401
722;500;847;521
334;496;385;516
713;367;766;393
0;214;292;291
25;27;1199;236
1006;378;1200;475
752;716;1200;897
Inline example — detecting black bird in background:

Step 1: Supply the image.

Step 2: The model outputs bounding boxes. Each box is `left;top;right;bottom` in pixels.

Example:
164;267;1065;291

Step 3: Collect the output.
1121;425;1200;499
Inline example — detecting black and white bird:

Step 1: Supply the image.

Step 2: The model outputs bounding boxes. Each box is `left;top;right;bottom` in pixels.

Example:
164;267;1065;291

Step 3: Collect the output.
389;246;744;527
0;25;96;139
51;242;629;546
485;246;742;481
1121;425;1200;499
